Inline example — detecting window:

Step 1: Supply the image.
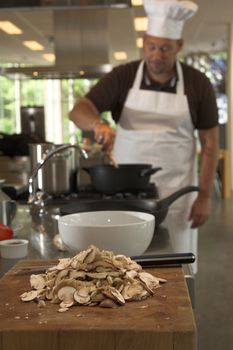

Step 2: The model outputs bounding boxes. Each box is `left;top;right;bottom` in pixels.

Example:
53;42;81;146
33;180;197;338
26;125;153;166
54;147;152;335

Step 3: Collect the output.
0;74;106;144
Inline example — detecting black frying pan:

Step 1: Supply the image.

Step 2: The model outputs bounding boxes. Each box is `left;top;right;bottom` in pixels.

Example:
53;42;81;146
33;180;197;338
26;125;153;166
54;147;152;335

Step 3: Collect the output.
82;164;162;194
60;186;199;226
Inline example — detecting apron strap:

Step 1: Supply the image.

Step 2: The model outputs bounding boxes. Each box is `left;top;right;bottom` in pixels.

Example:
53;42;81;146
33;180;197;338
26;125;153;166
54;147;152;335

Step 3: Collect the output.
176;61;184;95
132;60;144;89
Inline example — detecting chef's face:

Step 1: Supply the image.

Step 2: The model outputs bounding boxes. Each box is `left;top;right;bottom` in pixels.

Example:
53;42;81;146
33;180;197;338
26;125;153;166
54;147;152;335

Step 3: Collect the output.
143;35;183;78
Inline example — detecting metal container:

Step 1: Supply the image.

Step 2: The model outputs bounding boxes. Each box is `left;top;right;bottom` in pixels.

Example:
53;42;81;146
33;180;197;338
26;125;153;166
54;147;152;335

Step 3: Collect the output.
0;179;17;226
29;143;79;196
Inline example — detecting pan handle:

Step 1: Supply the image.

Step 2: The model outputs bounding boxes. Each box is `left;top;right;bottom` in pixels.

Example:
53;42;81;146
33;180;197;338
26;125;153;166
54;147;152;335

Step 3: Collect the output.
82;167;90;174
131;252;195;267
140;167;162;177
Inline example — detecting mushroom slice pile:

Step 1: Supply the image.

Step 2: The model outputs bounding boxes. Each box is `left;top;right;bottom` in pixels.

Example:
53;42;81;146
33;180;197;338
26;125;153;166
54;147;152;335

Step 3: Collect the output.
20;245;166;310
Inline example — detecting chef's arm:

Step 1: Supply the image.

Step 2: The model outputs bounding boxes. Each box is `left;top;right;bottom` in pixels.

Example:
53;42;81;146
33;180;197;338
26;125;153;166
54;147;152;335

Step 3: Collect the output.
69;97;115;152
189;126;219;228
198;126;219;198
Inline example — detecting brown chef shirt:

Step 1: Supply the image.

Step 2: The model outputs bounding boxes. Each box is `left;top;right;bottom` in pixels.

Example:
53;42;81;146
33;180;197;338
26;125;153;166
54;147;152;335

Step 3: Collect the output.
86;60;219;129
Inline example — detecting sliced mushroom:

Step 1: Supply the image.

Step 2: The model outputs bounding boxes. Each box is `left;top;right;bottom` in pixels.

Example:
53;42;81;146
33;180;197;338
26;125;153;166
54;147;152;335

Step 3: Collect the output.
57;286;76;308
45;288;53;300
60;300;74;308
99;299;118;308
74;288;91;305
69;270;86;280
91;260;116;272
157;277;167;283
38;300;46;308
122;283;145;301
83;246;97;264
53;278;78;297
30;274;46;290
56;258;71;270
86;272;108;279
106;275;113;285
45;277;56;289
102;286;125;305
20;290;40;302
71;248;92;266
58;307;69;313
109;287;125;305
90;291;106;303
113;255;142;272
47;265;58;272
54;269;69;285
138;272;160;291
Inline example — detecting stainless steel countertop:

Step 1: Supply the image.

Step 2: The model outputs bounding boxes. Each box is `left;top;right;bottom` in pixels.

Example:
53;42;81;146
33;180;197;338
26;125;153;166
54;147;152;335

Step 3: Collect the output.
0;203;173;277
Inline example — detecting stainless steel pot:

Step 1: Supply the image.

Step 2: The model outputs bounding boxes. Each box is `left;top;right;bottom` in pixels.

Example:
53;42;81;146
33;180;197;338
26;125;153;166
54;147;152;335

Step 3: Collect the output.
0;179;17;226
29;143;87;197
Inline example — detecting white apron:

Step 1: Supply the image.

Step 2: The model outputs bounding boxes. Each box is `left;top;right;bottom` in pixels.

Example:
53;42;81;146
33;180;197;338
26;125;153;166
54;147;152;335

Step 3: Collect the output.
113;60;198;273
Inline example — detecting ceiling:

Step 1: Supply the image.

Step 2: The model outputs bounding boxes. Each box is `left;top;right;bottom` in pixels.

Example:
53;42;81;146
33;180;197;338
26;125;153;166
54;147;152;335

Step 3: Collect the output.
0;0;231;78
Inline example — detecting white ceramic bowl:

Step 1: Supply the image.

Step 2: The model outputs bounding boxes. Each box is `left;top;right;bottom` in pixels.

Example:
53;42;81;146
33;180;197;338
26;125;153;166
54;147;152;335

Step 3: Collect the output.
0;239;29;259
58;211;155;256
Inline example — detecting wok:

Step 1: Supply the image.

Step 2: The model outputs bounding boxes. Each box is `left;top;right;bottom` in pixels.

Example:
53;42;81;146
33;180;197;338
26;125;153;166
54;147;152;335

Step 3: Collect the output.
60;186;199;226
82;164;162;194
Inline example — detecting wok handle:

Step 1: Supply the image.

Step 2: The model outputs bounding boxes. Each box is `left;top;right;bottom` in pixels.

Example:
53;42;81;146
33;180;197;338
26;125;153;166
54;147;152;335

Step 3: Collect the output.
158;186;199;207
131;252;195;267
140;167;162;177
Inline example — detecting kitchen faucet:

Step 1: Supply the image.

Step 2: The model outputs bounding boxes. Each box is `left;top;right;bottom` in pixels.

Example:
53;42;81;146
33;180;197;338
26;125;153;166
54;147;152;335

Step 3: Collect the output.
28;143;88;205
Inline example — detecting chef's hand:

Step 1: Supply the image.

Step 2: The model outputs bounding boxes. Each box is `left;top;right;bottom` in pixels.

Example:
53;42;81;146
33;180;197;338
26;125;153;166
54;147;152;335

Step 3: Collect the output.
188;195;211;228
94;122;116;153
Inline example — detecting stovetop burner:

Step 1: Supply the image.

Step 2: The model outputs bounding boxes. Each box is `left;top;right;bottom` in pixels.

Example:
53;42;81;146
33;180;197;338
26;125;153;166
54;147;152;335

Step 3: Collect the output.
17;182;159;206
37;183;159;209
53;183;159;204
76;183;159;200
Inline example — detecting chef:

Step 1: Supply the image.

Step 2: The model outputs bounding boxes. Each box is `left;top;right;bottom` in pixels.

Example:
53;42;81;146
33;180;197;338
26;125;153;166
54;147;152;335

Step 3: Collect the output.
69;0;219;273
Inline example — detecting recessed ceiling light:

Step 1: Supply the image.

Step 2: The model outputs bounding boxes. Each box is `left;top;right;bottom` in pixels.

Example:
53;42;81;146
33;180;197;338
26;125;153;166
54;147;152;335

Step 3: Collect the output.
0;21;22;35
23;41;44;51
134;17;148;32
131;0;143;6
114;51;128;60
43;53;55;62
137;37;143;48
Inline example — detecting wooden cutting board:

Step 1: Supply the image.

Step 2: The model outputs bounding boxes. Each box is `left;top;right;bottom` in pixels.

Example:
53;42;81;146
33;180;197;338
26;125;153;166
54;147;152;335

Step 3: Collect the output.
0;260;197;350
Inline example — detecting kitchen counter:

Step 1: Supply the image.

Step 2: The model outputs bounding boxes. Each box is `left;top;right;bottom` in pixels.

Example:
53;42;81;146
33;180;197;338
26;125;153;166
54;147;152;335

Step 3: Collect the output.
0;204;69;277
0;202;173;277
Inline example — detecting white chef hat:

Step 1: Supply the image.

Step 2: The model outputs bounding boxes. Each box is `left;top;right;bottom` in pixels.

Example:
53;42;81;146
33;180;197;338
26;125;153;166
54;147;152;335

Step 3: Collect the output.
144;0;198;39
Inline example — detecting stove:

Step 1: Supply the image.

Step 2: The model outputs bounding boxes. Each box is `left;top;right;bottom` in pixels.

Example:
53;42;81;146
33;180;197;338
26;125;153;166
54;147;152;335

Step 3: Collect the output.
67;183;158;200
27;182;159;208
